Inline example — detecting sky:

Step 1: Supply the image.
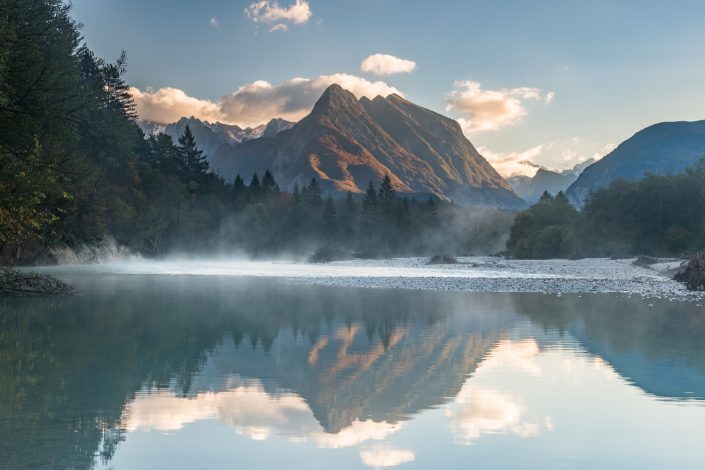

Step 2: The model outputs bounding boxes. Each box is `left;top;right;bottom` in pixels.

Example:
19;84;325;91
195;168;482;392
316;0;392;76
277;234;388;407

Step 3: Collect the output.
70;0;705;177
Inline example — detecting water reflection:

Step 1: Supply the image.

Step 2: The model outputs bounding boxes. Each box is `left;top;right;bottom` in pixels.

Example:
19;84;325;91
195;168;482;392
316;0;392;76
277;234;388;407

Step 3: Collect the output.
0;275;704;469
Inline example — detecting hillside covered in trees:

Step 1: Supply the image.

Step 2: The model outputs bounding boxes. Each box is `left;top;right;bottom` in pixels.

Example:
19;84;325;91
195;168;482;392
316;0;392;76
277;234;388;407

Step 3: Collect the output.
507;160;705;259
0;0;512;264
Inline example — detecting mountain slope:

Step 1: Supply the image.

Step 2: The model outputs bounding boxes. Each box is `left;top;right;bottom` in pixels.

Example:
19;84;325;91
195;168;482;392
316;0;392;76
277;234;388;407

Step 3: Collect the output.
509;169;577;203
139;116;294;161
566;120;705;203
211;84;524;207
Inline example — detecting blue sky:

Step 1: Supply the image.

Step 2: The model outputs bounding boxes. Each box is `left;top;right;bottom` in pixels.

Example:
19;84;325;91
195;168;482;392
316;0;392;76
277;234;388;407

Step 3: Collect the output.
71;0;705;176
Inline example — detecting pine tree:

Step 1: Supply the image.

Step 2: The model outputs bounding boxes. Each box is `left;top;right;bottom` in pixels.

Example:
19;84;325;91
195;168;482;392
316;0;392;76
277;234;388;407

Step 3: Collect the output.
177;125;208;190
248;172;261;201
305;178;322;205
322;196;339;238
261;169;280;196
292;183;302;204
232;174;246;206
363;181;378;209
378;174;396;207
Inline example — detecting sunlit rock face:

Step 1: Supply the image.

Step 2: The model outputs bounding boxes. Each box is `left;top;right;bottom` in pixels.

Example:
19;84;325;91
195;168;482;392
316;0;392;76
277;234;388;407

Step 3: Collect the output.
210;84;524;207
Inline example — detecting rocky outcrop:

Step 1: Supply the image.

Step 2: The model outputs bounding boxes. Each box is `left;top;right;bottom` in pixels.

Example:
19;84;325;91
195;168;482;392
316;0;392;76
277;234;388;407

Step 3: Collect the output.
674;252;705;291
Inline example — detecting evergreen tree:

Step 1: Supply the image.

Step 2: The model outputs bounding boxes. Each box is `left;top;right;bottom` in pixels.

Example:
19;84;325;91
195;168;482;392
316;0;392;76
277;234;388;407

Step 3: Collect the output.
248;173;261;201
322;196;339;238
304;178;322;205
232;174;246;206
378;174;396;207
261;170;280;196
177;125;208;191
363;181;378;209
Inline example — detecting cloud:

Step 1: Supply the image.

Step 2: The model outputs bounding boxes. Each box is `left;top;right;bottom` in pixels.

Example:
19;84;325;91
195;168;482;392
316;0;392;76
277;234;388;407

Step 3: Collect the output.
446;80;554;133
359;445;415;468
360;54;417;76
123;379;403;448
478;139;614;178
269;23;289;32
130;86;225;124
131;74;401;127
209;16;219;28
245;0;312;28
475;339;543;378
478;144;546;178
446;387;540;445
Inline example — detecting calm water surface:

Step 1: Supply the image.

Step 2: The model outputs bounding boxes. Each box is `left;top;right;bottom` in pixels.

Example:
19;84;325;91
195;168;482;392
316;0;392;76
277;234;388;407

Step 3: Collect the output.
1;273;705;469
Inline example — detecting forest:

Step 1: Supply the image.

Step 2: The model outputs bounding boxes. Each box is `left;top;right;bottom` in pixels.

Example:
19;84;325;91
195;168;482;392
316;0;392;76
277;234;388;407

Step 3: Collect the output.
0;0;512;264
3;0;704;265
507;160;705;259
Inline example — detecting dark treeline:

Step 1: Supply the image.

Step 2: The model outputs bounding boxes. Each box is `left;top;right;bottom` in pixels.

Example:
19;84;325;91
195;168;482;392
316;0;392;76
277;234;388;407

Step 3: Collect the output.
507;160;705;259
0;0;511;263
220;172;513;258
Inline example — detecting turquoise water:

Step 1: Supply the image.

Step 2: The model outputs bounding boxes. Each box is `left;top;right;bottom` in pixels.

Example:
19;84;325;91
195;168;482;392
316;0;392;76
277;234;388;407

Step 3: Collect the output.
1;273;704;469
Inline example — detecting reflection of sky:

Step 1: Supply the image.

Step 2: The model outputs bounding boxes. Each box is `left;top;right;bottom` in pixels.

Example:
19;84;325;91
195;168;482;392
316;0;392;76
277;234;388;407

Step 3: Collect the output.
123;378;402;449
101;334;705;469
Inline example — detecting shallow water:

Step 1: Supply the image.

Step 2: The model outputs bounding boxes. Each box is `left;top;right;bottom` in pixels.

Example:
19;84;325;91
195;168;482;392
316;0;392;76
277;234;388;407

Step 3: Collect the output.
1;270;705;469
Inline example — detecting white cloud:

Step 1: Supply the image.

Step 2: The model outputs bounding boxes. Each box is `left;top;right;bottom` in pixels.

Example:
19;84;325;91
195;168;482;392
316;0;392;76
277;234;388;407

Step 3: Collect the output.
269;23;289;32
359;445;415;468
131;74;401;127
446;80;554;133
545;91;555;104
209;16;219;28
446;387;540;445
360;54;417;76
475;339;543;378
245;0;312;29
478;139;614;178
478;144;546;178
130;86;225;124
122;380;403;449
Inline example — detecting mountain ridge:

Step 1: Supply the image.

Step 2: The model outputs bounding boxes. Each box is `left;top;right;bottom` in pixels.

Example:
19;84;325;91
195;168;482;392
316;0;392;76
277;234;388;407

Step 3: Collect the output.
566;120;705;204
211;84;524;207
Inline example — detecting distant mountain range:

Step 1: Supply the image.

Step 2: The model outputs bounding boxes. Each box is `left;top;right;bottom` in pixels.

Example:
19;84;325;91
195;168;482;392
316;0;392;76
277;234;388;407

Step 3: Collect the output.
508;159;595;204
139;94;705;209
210;84;524;207
138;116;295;162
566;120;705;204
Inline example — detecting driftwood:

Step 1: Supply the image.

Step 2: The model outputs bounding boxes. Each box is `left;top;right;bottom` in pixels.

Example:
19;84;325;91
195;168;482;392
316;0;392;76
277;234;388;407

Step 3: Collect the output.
673;252;705;291
0;268;73;296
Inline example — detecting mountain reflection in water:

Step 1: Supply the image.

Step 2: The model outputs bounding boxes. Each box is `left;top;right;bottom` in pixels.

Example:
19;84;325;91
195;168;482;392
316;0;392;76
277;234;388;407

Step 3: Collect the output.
1;274;704;469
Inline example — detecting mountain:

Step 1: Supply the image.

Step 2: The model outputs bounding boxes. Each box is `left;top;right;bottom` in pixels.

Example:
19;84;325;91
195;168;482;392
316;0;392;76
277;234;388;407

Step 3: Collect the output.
508;169;575;203
508;159;596;204
138;116;295;161
210;84;524;207
562;157;596;177
566;120;705;204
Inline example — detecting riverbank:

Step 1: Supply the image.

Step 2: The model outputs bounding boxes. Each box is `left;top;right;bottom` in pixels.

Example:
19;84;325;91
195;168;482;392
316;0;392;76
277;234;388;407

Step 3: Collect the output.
31;256;703;300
